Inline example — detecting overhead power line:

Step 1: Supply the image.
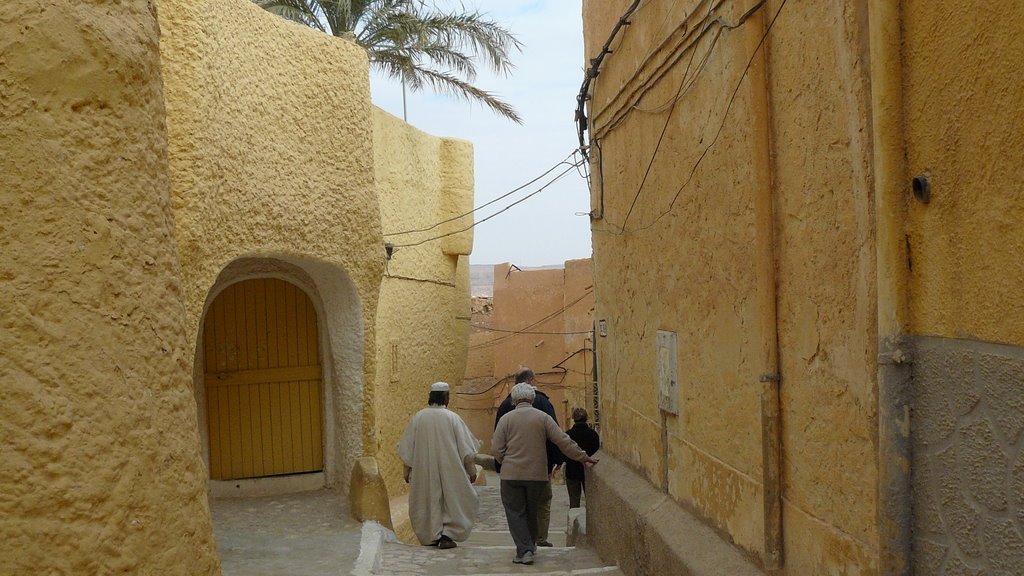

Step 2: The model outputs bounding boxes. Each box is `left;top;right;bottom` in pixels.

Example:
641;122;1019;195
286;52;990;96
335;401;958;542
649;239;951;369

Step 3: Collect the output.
384;150;581;237
471;324;593;335
389;158;584;249
628;0;788;234
469;289;594;350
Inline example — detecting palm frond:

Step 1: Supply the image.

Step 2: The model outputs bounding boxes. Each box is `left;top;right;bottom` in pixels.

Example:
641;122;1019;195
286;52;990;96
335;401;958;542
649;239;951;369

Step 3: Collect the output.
413;11;522;75
253;0;523;123
386;61;523;124
254;0;327;33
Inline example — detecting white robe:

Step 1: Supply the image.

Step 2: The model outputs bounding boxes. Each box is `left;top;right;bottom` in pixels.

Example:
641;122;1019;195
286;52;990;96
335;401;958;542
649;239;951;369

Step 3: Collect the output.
397;406;481;544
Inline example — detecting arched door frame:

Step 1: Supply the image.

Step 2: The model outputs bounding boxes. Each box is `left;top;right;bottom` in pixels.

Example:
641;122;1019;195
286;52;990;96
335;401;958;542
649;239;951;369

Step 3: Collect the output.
193;256;365;496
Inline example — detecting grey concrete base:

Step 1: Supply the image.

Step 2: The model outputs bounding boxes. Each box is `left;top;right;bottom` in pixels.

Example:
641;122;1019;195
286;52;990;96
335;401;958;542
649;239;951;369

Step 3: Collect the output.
209;471;325;498
585;453;763;576
910;336;1024;573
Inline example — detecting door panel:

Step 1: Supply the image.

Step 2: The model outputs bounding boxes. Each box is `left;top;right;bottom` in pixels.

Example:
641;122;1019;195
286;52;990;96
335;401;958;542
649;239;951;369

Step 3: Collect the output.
204;278;323;480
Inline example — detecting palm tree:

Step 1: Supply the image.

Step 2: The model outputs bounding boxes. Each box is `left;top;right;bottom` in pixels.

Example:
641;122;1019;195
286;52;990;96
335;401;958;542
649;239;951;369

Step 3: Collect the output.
254;0;523;123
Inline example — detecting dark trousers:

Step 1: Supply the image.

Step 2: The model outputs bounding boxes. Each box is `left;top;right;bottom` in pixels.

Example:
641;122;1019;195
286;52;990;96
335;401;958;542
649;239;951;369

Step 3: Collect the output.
566;476;585;508
500;479;546;556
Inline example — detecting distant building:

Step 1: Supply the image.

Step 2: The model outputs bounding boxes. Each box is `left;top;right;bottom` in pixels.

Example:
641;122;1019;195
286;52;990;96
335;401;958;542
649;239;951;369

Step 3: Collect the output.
457;260;595;452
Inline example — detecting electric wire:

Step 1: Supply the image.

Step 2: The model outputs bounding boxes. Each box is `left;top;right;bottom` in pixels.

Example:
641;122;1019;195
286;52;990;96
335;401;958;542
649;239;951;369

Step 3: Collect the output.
471;325;593;335
388;158;584;248
628;0;788;234
468;289;594;350
596;7;726;141
592;0;723;139
618;0;718;231
384;150;580;237
576;0;645;157
455;370;569;397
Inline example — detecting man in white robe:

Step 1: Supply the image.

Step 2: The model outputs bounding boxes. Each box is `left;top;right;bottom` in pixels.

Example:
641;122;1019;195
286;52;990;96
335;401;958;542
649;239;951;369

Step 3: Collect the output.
397;381;481;549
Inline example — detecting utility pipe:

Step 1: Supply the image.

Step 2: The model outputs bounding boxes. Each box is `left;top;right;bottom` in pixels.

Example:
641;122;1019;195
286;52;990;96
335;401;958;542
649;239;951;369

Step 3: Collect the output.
746;1;782;570
868;1;912;574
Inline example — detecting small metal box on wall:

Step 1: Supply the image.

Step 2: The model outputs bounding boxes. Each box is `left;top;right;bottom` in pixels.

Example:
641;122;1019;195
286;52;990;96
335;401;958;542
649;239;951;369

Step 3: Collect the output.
657;330;679;414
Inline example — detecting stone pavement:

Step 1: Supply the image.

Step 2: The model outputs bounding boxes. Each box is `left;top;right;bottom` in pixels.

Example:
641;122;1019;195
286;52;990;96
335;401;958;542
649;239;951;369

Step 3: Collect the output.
210;473;623;576
371;479;621;575
211;489;363;576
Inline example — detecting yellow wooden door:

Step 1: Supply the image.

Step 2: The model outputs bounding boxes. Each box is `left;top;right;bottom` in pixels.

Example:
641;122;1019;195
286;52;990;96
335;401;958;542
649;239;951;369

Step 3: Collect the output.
203;278;324;480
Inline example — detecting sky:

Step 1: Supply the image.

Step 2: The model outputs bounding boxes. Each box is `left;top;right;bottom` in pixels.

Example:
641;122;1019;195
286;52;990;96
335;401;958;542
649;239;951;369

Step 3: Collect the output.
369;0;591;268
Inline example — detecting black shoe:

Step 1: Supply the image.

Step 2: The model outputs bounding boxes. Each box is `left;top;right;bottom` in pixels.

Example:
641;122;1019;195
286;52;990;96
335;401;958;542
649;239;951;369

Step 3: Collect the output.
536;539;553;547
438;535;457;549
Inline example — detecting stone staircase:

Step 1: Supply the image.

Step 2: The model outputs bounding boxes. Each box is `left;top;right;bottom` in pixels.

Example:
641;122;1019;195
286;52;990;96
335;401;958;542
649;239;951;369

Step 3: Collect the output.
360;483;624;576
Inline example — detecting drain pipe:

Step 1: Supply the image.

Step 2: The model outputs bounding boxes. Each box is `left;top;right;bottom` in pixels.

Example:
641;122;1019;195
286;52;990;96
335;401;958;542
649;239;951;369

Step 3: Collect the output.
868;1;912;574
747;5;783;570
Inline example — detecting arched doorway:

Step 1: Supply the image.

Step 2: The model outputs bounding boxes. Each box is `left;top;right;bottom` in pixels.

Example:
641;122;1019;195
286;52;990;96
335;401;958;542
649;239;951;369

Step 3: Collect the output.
202;278;324;480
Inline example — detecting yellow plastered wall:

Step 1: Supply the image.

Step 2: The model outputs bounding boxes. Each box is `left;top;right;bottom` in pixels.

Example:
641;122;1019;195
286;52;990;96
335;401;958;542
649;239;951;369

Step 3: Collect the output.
371;108;474;503
156;0;385;491
767;1;879;572
587;0;770;560
584;0;879;571
902;0;1024;346
0;2;219;573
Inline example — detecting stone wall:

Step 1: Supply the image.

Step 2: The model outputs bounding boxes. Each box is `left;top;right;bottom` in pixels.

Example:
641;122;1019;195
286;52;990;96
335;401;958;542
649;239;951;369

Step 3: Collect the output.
900;2;1024;571
1;1;219;573
911;337;1024;574
587;454;763;576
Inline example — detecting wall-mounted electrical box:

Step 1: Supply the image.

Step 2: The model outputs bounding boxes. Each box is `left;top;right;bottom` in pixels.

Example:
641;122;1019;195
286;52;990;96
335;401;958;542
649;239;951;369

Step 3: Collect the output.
657;330;678;414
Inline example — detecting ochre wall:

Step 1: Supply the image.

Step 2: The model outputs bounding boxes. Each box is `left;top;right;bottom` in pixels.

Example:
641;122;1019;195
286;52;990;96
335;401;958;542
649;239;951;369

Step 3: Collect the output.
492;264;569;410
457;261;595;450
766;1;879;572
465;297;496;381
1;2;218;573
371;108;474;501
586;0;773;560
902;0;1024;346
156;0;384;490
584;0;878;571
460;297;499;451
562;259;597;417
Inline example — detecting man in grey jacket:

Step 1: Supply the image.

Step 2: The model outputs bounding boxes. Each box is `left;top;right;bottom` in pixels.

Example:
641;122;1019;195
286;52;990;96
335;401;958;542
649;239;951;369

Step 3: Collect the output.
492;383;600;565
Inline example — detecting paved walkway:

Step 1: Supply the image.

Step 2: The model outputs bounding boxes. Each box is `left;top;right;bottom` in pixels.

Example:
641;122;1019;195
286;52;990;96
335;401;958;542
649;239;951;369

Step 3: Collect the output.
210;473;622;576
211;489;363;576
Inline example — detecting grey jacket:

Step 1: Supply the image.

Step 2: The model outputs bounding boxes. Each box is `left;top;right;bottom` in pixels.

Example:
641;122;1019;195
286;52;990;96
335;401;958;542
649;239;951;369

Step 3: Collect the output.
492;403;588;481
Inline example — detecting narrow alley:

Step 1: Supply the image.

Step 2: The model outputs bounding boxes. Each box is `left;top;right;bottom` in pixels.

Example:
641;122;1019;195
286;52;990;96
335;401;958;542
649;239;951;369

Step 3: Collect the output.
211;475;623;576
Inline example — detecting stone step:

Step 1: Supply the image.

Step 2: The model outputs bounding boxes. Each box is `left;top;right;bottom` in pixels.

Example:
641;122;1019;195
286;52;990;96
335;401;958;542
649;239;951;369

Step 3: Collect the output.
375;542;615;576
465;530;566;548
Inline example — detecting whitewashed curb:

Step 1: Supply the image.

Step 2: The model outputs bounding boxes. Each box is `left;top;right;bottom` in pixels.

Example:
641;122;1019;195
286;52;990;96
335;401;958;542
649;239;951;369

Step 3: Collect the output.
350;521;397;576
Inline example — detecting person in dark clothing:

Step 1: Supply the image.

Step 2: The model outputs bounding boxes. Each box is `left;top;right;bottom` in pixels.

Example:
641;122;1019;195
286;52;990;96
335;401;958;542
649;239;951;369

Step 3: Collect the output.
494;368;564;546
565;408;600;508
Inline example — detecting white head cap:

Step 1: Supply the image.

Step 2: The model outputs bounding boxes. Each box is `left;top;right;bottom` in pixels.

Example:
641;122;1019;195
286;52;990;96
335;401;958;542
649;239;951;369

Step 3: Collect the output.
430;381;450;392
510;382;536;403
